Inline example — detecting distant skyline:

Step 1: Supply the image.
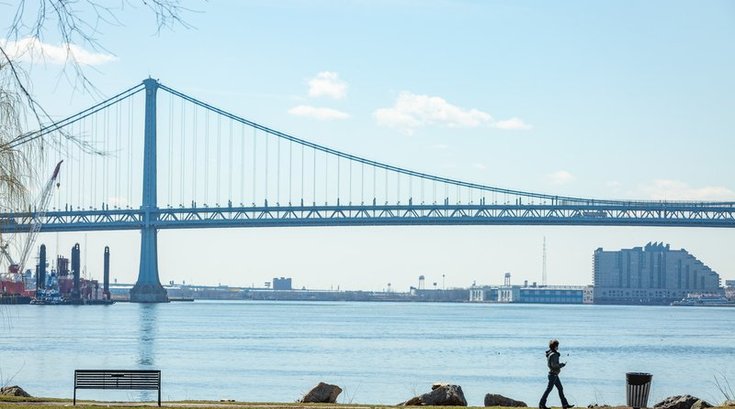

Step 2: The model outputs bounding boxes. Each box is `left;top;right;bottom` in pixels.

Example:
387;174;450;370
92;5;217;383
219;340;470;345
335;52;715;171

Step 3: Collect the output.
2;0;733;290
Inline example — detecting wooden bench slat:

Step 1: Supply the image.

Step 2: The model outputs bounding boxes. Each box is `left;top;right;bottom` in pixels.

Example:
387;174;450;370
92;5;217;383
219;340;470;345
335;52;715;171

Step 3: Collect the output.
76;380;161;383
77;381;158;386
75;375;160;378
75;377;160;381
77;378;158;383
77;386;158;391
75;385;160;389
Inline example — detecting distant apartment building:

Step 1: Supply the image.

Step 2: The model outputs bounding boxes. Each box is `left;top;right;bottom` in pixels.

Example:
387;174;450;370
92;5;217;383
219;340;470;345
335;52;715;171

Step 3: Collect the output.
593;242;721;305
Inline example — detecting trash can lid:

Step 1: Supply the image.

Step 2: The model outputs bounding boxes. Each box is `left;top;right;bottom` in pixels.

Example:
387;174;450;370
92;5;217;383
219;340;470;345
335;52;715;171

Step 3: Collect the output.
626;372;653;385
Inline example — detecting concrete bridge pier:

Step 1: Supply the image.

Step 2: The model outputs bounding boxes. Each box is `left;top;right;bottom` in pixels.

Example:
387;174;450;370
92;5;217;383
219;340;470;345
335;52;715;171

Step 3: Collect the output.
130;227;167;302
130;78;168;303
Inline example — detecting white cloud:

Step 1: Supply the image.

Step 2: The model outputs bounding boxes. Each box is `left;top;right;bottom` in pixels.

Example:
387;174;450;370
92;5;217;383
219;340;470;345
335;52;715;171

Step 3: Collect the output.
374;92;491;133
494;117;533;130
288;105;350;120
546;170;575;185
374;91;530;134
472;163;487;170
308;72;348;99
640;180;735;201
1;37;117;66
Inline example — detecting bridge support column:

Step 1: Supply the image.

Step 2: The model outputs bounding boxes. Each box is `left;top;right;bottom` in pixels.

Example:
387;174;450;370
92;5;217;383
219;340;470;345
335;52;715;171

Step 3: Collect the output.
130;78;168;303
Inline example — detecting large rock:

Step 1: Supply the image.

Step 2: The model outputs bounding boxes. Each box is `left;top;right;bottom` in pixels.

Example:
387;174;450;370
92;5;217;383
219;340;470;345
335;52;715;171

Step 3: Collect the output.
427;384;467;406
300;382;342;403
654;395;712;409
0;385;31;397
402;383;467;406
484;394;527;407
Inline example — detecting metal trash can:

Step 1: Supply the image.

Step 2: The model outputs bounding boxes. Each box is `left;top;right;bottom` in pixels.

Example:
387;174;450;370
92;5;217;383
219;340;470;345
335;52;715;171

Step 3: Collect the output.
626;372;653;409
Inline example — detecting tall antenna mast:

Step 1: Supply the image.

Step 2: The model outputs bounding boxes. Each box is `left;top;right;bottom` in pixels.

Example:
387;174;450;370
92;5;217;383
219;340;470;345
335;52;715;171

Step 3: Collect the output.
542;236;547;286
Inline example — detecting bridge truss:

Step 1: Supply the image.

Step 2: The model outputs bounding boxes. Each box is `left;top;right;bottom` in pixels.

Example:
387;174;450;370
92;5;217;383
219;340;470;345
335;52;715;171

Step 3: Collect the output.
2;201;735;233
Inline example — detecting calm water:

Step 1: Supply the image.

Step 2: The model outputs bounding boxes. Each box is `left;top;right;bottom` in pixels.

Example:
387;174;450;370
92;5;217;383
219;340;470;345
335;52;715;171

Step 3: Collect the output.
1;301;733;406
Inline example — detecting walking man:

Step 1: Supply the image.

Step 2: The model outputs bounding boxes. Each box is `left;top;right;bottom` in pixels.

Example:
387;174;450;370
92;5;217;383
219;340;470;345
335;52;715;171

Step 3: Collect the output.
539;339;574;409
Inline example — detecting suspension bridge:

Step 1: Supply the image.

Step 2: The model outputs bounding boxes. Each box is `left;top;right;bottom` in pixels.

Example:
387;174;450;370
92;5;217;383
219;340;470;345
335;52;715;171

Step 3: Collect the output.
2;78;734;302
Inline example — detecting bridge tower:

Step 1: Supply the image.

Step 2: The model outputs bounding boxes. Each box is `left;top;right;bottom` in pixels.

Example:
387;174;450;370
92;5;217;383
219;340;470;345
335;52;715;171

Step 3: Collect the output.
130;78;168;303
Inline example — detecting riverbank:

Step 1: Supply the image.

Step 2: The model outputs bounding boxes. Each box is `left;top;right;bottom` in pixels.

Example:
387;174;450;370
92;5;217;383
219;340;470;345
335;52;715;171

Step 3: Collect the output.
0;397;627;409
2;396;733;409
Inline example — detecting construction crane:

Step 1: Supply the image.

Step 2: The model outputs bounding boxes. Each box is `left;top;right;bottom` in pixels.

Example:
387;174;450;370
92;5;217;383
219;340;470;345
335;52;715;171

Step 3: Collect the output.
0;161;63;281
0;242;17;271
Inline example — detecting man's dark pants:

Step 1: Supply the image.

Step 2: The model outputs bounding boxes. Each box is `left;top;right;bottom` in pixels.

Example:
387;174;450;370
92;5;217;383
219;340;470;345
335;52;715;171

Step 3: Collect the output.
539;374;569;408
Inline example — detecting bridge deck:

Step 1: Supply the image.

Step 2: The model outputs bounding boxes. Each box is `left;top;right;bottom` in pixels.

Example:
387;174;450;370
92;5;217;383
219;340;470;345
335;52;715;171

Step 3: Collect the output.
2;203;734;233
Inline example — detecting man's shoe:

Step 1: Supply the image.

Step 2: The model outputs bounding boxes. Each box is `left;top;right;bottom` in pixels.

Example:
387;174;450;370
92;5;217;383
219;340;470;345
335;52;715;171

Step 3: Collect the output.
540;406;551;409
563;405;575;408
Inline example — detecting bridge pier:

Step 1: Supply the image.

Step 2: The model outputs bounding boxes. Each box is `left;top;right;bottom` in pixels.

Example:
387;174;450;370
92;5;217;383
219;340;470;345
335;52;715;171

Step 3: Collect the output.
131;228;167;302
130;78;168;303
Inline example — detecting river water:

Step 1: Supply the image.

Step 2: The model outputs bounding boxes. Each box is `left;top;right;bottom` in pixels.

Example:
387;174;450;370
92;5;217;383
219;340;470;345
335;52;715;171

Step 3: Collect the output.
0;301;733;406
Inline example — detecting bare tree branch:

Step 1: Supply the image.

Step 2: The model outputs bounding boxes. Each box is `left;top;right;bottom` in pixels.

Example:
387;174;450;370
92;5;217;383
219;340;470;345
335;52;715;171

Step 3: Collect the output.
0;0;196;222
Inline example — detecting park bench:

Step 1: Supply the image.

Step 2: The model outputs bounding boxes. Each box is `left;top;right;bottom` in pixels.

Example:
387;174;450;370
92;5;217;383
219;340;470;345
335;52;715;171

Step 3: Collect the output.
73;369;161;406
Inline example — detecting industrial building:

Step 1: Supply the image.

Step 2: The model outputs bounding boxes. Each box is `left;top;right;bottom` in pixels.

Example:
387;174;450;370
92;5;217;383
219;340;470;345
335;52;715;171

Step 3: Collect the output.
470;284;591;304
469;273;592;304
725;280;735;301
593;242;721;305
519;286;592;304
469;287;498;302
272;277;292;290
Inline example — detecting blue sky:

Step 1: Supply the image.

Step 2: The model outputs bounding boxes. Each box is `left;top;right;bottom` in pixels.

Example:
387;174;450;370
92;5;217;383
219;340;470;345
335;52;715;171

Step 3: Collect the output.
3;0;734;290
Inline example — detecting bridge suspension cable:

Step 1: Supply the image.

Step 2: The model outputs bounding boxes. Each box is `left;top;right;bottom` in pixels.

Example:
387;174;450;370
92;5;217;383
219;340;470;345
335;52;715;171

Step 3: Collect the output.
8;83;144;150
156;82;735;207
2;78;734;236
11;78;735;221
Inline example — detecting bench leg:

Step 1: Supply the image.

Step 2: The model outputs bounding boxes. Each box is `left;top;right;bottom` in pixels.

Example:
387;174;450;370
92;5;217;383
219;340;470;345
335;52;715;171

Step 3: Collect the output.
158;388;161;407
73;388;76;406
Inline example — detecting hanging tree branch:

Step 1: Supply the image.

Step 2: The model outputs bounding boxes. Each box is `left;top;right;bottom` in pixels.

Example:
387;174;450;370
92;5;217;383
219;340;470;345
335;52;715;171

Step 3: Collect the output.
0;0;195;213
